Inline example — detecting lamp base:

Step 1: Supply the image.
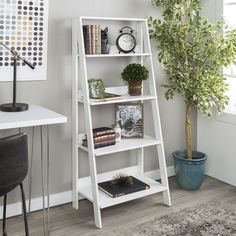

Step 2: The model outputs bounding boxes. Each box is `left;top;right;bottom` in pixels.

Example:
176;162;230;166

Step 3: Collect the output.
0;103;29;112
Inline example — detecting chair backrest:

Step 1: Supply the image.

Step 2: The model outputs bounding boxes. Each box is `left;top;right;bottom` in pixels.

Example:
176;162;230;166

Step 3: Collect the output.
0;133;28;197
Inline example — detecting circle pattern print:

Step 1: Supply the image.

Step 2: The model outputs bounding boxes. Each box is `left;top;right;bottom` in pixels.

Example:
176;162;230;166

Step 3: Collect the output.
0;0;46;68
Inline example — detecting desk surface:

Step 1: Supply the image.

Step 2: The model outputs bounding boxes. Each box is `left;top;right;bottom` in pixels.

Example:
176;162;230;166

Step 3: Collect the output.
0;105;67;129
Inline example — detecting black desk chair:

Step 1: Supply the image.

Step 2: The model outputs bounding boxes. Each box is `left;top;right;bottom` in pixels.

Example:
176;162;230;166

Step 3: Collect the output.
0;133;29;236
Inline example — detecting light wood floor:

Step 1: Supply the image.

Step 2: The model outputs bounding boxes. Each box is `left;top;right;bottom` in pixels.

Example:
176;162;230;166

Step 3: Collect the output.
2;176;236;236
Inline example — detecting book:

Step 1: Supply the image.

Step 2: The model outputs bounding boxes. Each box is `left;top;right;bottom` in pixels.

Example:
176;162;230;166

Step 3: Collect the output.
82;139;116;149
88;25;92;54
98;176;150;198
82;25;88;54
94;133;116;143
92;127;115;137
90;92;122;102
83;25;92;54
83;134;116;144
96;25;101;54
91;25;101;54
91;25;95;54
83;24;101;55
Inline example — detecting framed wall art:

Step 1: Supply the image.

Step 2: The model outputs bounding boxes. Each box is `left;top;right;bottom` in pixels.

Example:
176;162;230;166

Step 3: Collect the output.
0;0;49;81
115;103;143;138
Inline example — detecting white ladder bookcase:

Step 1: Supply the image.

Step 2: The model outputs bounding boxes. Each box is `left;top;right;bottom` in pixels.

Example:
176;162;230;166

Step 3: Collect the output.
72;16;171;228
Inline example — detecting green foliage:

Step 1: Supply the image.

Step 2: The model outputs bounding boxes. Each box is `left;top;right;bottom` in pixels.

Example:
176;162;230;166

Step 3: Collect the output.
88;79;105;98
149;0;236;117
121;63;149;82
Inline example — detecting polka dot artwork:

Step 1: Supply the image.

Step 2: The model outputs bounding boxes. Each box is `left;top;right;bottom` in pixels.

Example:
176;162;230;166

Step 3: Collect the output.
0;0;48;81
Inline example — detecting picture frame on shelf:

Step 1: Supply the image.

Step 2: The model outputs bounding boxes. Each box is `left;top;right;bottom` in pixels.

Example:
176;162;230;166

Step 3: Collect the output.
115;103;143;138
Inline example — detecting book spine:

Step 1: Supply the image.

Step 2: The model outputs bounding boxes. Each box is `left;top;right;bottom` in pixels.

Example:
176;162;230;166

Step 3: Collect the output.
82;25;88;54
93;130;115;137
95;25;98;54
91;25;95;54
92;127;114;132
94;136;116;144
95;25;101;54
94;140;116;149
98;187;114;198
113;186;150;198
88;25;91;54
98;25;101;54
94;134;116;142
90;25;93;54
82;139;116;148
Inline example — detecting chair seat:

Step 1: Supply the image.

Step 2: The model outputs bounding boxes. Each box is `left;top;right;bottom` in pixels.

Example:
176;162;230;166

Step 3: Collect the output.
0;177;25;197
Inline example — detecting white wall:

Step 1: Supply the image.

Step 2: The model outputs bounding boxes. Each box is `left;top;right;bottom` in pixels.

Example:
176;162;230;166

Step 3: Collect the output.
198;0;236;186
198;114;236;186
0;0;195;206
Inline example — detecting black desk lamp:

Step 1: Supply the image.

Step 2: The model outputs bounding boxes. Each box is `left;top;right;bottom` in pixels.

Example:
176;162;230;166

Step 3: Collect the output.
0;41;35;112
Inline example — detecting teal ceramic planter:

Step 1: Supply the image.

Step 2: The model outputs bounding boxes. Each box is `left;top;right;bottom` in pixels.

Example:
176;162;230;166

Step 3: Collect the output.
172;150;207;190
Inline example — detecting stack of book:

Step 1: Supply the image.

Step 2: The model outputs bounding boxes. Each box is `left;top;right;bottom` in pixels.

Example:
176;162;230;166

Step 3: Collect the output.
82;127;116;149
83;25;101;54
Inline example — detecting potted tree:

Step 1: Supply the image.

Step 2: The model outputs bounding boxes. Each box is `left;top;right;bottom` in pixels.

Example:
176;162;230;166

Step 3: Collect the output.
149;0;236;190
121;63;149;96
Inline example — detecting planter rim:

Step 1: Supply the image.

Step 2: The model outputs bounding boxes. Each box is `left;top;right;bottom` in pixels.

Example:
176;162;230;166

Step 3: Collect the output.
172;150;207;162
128;80;143;83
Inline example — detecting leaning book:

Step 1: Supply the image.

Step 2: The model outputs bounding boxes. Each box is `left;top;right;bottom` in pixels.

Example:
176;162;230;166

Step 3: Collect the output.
98;176;150;198
90;93;122;102
80;93;122;102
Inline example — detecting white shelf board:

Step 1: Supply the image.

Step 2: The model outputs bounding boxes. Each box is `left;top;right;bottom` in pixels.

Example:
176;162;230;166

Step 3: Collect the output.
80;16;147;22
78;135;162;156
78;94;156;105
78;174;167;209
83;53;151;58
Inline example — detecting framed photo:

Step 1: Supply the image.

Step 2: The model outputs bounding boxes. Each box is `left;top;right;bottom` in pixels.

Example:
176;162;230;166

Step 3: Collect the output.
115;103;143;138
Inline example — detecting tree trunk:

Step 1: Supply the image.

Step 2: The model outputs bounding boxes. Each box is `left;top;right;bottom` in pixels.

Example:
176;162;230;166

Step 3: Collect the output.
185;103;192;159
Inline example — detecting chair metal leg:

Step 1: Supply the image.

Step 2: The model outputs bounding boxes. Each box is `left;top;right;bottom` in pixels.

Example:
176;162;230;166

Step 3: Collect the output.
3;194;7;236
20;183;29;236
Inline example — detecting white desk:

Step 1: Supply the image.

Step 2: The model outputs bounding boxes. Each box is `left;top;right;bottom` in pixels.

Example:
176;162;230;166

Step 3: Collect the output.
0;105;67;129
0;105;67;236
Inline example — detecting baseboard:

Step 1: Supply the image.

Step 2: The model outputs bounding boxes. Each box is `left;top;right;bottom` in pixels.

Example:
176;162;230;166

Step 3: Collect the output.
0;165;175;219
0;191;72;219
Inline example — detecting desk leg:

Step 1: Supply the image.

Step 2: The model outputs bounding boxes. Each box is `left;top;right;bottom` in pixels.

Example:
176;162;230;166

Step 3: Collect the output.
46;125;50;235
28;126;35;214
40;126;47;236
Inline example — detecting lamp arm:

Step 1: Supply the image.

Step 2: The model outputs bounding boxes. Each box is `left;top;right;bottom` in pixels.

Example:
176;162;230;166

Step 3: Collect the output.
0;41;35;70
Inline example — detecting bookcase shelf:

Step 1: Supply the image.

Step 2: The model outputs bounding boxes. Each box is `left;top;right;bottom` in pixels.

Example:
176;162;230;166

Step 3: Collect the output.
78;86;157;105
78;174;167;209
78;94;156;105
78;134;162;156
83;52;152;58
72;16;171;229
80;16;147;22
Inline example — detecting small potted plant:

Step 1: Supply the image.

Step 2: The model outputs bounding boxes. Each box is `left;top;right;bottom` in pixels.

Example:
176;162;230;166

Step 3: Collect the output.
149;0;236;190
121;63;149;96
88;79;105;99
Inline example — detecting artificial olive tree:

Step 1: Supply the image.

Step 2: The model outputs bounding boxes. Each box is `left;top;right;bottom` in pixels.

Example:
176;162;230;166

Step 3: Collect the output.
149;0;236;159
